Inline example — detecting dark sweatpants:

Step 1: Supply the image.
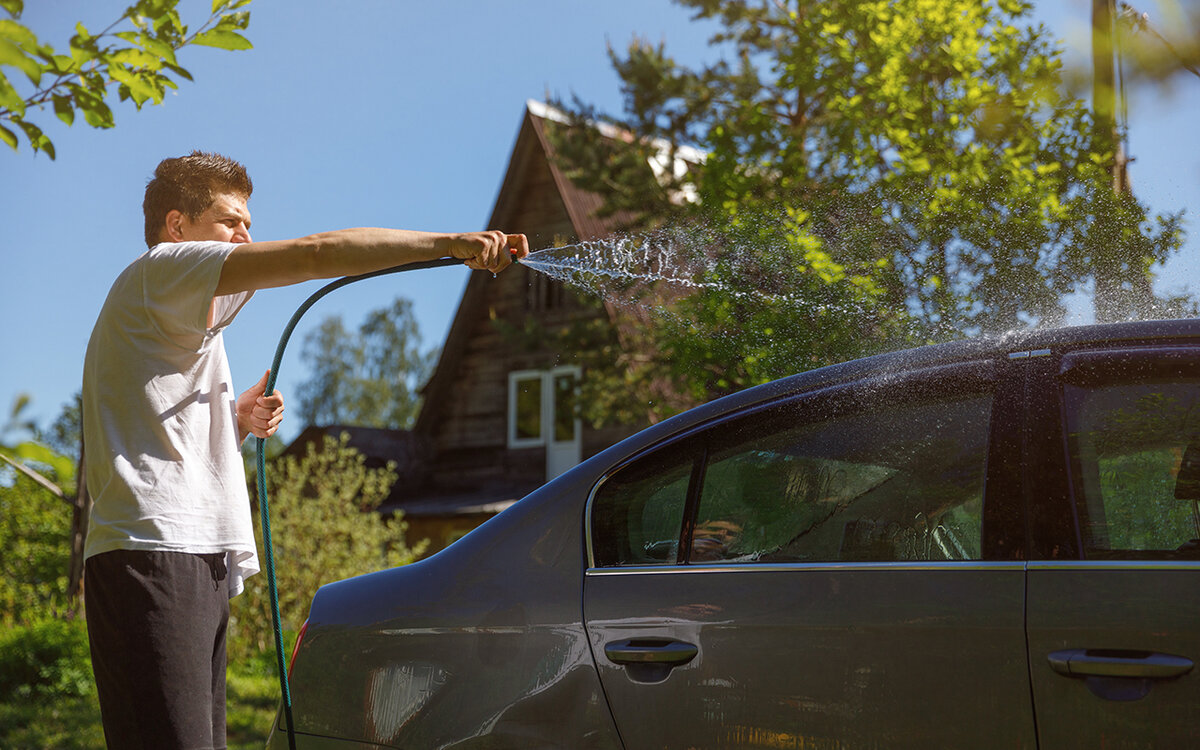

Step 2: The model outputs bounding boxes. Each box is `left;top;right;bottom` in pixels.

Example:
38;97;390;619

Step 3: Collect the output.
85;549;230;750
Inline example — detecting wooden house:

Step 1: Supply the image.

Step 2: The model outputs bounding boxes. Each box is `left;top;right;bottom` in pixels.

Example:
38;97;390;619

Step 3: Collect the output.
287;101;684;555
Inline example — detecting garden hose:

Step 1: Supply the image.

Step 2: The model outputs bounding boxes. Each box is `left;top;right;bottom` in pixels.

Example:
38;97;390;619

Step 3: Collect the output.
254;255;487;749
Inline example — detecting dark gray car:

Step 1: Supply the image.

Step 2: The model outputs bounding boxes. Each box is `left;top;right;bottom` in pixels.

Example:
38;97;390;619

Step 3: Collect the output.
269;319;1200;749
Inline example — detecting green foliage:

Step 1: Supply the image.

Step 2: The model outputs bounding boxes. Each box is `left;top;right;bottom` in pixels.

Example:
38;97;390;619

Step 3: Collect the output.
0;618;103;750
0;630;273;749
0;474;75;628
44;392;83;465
230;433;427;662
0;0;254;158
547;0;1188;412
296;296;438;430
0;618;91;701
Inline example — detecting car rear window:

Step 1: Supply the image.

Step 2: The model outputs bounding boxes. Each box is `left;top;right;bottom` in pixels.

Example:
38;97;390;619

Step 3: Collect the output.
1064;378;1200;559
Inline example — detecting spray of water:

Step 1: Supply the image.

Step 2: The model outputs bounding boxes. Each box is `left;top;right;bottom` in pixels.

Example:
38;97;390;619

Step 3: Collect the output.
519;227;877;324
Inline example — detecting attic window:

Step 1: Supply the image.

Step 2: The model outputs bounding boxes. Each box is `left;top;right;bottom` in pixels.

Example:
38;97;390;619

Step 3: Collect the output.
526;272;566;312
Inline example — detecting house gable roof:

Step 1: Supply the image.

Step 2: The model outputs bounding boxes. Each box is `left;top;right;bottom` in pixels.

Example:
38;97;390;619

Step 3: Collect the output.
415;101;635;435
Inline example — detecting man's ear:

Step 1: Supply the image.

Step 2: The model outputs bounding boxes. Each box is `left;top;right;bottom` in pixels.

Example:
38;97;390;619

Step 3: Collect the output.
163;209;186;242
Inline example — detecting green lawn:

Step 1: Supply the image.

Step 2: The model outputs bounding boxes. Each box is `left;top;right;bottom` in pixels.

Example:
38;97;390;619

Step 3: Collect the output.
0;655;280;750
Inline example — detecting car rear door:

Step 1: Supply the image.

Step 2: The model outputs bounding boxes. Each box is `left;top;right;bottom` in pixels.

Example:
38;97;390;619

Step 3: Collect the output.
1024;344;1200;748
583;361;1036;749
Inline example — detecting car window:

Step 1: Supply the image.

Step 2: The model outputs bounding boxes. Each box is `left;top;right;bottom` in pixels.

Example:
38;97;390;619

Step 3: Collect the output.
691;391;991;563
591;444;694;567
591;380;994;568
1064;378;1200;559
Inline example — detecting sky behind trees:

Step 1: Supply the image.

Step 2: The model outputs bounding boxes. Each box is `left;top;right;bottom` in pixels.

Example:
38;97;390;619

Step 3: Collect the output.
3;0;1197;440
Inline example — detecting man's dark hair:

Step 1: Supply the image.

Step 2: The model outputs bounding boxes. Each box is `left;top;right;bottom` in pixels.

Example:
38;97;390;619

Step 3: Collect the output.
143;151;253;248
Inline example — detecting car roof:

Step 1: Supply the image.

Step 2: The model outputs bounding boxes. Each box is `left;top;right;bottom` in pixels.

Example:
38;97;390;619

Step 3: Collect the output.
590;318;1200;469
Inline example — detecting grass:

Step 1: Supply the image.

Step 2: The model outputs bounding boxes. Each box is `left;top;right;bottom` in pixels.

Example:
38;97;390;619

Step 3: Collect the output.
0;650;281;750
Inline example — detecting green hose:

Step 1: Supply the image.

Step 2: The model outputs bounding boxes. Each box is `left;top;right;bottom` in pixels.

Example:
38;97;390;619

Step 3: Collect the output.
254;256;468;749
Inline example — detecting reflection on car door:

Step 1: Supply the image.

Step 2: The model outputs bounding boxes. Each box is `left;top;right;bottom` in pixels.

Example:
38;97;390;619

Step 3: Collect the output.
584;364;1037;749
1026;347;1200;748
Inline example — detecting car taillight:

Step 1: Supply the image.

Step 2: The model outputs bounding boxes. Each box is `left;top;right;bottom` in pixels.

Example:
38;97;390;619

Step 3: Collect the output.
288;620;309;678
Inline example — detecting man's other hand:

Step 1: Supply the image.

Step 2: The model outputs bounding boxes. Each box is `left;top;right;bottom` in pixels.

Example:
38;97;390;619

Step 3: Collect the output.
237;370;285;442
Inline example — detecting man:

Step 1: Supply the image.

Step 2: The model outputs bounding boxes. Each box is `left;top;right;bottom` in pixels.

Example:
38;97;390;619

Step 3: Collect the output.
82;151;528;749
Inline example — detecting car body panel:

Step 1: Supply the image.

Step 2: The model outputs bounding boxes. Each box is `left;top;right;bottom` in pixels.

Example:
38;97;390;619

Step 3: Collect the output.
279;469;623;749
1022;337;1200;747
1026;565;1200;748
585;564;1034;749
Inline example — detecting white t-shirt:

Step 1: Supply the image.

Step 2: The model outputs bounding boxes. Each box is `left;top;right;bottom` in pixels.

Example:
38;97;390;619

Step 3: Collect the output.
82;241;260;597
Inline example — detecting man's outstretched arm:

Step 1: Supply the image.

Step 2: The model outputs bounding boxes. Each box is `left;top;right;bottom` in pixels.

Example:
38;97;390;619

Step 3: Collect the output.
215;228;529;296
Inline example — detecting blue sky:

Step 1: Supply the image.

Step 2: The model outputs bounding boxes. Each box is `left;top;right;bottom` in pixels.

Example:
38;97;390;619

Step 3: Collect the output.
3;0;1197;443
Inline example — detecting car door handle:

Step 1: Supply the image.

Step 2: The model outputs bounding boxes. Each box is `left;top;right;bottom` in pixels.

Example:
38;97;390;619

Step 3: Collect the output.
1048;649;1194;680
604;638;698;666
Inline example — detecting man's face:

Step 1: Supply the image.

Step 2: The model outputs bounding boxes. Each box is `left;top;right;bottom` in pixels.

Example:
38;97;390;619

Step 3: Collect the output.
171;192;253;244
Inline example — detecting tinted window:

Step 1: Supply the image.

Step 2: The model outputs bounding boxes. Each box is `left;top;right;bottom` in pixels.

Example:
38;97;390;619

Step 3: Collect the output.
591;377;994;567
591;445;693;567
692;391;991;563
1064;378;1200;559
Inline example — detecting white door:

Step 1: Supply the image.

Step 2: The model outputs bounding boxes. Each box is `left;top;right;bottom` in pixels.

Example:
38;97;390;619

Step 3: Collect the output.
508;366;581;482
544;367;580;481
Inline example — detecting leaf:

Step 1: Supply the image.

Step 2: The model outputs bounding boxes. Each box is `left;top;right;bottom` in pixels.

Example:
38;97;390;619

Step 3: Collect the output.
52;93;73;125
163;61;192;81
110;47;161;68
0;121;16;150
109;65;158;105
15;116;53;157
48;53;74;74
77;93;113;128
0;70;23;115
0;0;22;19
136;33;177;65
216;10;250;30
190;28;251;50
0;18;36;47
0;37;42;84
12;441;74;482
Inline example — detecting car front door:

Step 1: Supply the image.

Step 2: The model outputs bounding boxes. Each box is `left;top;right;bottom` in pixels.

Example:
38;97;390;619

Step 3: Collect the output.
583;362;1037;749
1024;345;1200;748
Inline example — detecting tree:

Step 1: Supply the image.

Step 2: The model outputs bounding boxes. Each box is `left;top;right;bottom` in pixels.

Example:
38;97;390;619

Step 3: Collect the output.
296;297;438;430
1;394;88;609
547;0;1186;409
0;0;253;158
0;474;74;627
1115;0;1200;87
229;433;426;661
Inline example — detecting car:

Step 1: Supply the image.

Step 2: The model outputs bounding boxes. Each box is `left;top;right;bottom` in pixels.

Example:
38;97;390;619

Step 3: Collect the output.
269;319;1200;749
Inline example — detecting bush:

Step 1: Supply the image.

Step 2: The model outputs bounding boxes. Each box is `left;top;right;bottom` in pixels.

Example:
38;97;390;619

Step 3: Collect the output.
0;618;92;702
0;474;75;627
229;434;426;663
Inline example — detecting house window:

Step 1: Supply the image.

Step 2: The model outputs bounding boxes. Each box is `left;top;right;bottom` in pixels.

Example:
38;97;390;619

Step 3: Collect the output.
507;366;583;457
509;371;545;447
